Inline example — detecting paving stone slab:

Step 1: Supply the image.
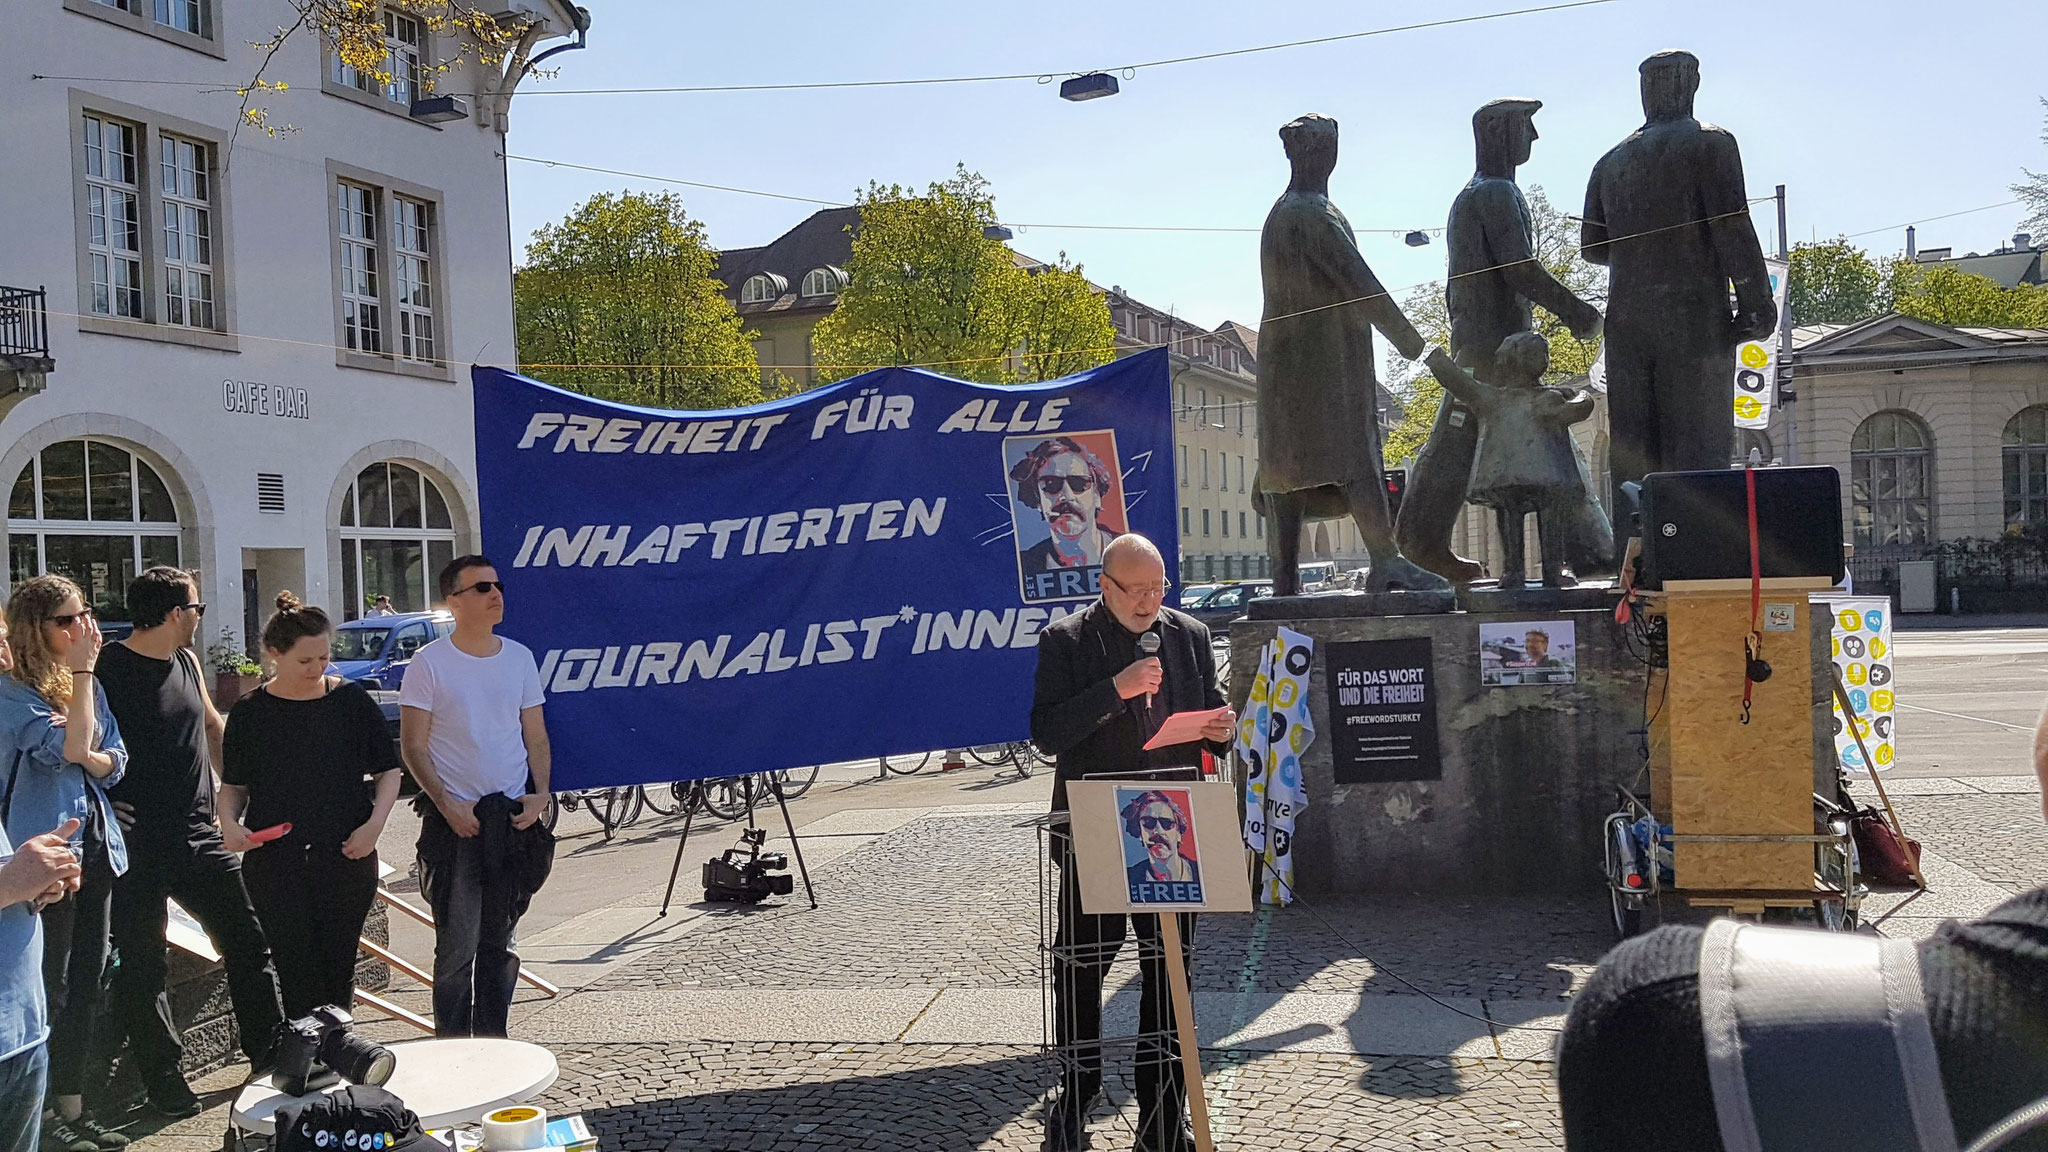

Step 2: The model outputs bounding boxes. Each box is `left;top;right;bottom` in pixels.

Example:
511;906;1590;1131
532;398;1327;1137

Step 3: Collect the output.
1951;775;2045;795
518;989;942;1044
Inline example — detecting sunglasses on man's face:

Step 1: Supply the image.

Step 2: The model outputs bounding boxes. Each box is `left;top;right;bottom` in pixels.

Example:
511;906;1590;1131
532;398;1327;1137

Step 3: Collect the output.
180;603;207;617
1037;475;1098;497
51;610;94;628
455;580;506;597
1138;815;1180;832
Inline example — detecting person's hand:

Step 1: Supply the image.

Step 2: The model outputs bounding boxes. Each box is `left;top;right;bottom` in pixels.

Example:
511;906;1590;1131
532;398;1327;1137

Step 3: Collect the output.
1569;304;1604;343
3;818;81;906
112;800;136;831
219;819;258;854
67;615;103;674
342;821;382;860
512;793;548;831
1114;657;1164;701
1733;302;1778;344
1394;328;1428;363
1199;708;1239;744
440;797;481;838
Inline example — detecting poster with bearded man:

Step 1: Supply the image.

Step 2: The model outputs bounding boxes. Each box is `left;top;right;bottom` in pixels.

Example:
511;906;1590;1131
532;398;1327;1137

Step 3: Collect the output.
1005;430;1129;603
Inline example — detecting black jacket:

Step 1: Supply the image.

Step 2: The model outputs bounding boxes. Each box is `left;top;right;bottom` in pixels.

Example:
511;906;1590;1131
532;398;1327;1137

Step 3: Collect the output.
1031;601;1228;811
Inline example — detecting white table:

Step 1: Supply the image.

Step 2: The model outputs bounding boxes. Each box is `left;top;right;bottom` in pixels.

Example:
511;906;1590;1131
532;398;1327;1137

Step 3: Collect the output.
230;1038;558;1135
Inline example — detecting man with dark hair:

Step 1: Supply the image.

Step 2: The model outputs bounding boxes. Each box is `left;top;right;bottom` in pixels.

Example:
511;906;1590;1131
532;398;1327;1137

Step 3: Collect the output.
1011;437;1121;573
97;567;283;1116
1121;791;1200;901
400;556;552;1036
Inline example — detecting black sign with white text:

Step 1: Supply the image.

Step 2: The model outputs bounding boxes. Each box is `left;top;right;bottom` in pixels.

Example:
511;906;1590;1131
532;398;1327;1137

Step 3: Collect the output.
1327;637;1440;784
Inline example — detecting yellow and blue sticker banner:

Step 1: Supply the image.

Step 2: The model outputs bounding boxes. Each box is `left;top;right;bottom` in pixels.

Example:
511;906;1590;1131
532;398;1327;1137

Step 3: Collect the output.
1238;626;1315;905
1818;595;1896;773
471;351;1173;790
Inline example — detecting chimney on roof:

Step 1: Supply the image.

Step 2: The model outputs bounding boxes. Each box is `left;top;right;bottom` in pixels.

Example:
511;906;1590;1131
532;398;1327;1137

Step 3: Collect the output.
1905;226;1916;260
2019;234;2034;251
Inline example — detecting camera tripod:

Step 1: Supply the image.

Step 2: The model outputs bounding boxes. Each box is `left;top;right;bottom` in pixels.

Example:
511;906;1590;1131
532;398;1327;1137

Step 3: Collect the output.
659;770;818;915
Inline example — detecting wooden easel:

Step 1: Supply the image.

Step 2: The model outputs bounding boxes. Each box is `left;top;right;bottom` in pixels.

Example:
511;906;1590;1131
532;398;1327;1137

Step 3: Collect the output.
1157;911;1213;1152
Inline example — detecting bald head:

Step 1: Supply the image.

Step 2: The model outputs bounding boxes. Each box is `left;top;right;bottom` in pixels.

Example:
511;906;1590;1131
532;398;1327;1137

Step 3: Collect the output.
1103;533;1164;580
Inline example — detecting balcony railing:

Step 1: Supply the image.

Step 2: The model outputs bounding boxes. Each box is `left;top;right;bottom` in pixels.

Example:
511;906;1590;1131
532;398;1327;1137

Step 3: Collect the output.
0;286;51;360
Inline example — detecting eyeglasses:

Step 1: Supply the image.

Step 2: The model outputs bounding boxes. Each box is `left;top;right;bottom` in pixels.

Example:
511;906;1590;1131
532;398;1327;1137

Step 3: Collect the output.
1037;475;1098;497
454;580;505;597
180;603;208;617
1103;572;1172;600
1138;815;1180;832
51;609;95;628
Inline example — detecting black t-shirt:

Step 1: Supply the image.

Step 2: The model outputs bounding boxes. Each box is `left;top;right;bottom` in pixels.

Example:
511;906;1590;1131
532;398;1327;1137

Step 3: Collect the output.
97;642;216;848
222;680;401;853
1558;886;2048;1151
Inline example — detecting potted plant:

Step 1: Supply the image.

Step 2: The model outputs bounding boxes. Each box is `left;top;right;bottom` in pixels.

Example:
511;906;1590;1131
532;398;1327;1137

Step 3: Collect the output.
206;633;263;706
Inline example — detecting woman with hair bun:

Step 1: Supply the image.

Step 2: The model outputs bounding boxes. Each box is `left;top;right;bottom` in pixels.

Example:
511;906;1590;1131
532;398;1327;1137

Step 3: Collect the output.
219;592;401;1017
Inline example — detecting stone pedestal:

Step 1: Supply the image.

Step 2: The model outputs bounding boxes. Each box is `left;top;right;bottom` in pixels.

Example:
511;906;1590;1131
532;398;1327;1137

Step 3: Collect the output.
1230;602;1650;895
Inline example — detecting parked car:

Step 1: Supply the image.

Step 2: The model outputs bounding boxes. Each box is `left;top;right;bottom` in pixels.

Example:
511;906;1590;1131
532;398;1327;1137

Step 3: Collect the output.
329;611;454;693
1179;583;1221;608
1297;562;1339;592
1185;581;1274;634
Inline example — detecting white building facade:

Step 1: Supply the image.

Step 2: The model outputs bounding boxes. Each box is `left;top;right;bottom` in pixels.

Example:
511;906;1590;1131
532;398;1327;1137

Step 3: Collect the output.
0;0;582;648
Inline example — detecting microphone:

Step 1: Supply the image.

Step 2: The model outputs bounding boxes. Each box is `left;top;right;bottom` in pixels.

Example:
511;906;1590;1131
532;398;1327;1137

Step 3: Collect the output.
1137;630;1161;712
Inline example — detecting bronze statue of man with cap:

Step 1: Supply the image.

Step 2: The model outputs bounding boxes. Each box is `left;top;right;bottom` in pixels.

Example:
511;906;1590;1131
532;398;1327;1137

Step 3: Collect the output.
1582;50;1775;540
1396;97;1604;583
1253;113;1449;597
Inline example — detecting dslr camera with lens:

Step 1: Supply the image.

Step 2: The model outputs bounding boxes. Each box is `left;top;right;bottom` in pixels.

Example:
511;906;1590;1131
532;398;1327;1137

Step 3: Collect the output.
274;1005;396;1096
703;827;792;904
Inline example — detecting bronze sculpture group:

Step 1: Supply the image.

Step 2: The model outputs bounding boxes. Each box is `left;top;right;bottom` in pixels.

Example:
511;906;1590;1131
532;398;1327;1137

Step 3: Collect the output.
1255;50;1773;597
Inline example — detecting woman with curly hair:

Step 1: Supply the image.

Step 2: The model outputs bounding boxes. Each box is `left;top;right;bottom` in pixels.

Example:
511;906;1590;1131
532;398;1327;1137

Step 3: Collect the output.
221;593;401;1019
0;575;128;1151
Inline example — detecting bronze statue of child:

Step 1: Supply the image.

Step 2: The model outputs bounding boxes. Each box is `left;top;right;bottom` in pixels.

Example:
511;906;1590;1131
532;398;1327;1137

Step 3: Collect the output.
1423;332;1607;588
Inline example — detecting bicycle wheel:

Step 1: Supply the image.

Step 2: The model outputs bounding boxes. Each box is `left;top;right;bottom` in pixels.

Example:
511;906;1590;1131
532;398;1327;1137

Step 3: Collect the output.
965;744;1014;768
541;794;560;833
770;765;819;800
881;751;932;775
701;775;757;821
1014;742;1040;778
596;786;644;838
642;781;683;816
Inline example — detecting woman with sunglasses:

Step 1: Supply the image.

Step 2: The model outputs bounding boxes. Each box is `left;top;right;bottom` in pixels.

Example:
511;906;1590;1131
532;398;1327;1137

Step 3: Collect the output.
220;593;401;1019
0;576;129;1152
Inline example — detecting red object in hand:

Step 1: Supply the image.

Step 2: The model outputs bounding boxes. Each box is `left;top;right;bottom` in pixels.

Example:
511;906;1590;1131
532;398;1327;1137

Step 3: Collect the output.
246;822;291;844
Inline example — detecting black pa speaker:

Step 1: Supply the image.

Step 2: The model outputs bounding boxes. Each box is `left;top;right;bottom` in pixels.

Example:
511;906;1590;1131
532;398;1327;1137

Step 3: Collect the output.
1638;467;1845;589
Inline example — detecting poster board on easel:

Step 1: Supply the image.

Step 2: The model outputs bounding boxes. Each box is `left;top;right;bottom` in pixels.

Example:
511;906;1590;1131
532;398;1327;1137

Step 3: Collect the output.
1067;780;1249;1152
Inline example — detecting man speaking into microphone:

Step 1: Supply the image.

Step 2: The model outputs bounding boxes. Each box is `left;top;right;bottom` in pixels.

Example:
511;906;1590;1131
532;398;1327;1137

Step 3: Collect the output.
1031;534;1235;1152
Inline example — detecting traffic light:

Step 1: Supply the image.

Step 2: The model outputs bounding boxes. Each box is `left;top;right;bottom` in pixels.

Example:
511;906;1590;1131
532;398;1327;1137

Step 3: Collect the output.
1384;467;1408;521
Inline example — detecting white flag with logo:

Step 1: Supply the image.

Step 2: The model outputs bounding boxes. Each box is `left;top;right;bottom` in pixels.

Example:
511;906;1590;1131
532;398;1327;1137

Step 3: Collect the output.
1237;627;1315;905
1733;258;1790;431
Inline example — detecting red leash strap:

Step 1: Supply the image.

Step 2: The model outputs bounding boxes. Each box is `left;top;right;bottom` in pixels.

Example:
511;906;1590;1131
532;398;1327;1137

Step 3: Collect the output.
1742;465;1762;724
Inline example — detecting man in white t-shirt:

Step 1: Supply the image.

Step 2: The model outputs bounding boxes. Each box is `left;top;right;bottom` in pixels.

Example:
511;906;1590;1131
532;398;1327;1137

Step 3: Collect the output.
399;555;552;1036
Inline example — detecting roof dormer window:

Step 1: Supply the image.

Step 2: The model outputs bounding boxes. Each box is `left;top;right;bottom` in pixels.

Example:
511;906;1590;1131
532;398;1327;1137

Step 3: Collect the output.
740;273;786;305
800;266;846;298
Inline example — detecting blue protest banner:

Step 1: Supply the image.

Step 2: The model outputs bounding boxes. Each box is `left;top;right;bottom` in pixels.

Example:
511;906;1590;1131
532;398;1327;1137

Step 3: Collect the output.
472;349;1176;790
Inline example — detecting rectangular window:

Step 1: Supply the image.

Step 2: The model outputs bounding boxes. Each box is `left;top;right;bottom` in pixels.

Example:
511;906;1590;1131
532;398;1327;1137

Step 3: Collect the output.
1201;449;1209;489
1202;509;1211;536
1239;510;1247;537
333;9;423;106
83;115;142;319
1237;400;1245;435
154;0;201;33
1257;516;1265;539
158;133;214;329
391;194;435;363
1221;509;1230;537
1239;455;1247;493
1181;507;1190;536
1176;384;1185;423
338;181;382;353
1178;445;1187;487
1197;389;1207;424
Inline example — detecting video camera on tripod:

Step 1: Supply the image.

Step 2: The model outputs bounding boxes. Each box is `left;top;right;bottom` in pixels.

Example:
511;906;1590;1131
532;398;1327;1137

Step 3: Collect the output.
703;826;793;903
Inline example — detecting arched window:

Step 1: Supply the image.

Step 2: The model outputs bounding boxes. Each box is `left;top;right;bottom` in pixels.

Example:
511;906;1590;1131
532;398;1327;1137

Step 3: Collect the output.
800;267;843;298
2003;405;2048;526
1850;411;1932;549
338;461;455;618
8;439;181;622
739;274;783;305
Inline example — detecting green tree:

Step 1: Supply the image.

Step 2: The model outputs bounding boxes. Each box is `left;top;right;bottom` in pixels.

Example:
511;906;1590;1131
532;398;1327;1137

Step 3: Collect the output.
514;191;768;410
1382;187;1603;465
811;168;1114;384
2018;98;2048;237
1891;263;2048;328
1788;237;1884;324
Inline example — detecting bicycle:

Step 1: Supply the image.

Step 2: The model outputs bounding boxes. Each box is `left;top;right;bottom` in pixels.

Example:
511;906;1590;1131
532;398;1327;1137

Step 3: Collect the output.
965;741;1049;777
542;786;645;840
879;751;934;775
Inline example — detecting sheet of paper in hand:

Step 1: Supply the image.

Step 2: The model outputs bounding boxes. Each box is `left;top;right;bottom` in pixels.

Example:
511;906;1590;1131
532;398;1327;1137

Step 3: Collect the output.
1066;780;1252;915
1143;706;1232;751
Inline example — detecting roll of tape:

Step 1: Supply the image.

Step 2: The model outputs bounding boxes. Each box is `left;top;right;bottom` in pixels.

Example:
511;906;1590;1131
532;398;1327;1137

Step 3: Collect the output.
481;1106;547;1151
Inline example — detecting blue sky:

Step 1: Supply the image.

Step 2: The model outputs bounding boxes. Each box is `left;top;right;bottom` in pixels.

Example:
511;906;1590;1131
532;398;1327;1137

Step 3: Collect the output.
504;0;2045;332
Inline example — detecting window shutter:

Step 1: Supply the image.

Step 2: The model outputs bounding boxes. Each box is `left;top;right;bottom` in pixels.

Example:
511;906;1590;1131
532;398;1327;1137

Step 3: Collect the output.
257;472;285;514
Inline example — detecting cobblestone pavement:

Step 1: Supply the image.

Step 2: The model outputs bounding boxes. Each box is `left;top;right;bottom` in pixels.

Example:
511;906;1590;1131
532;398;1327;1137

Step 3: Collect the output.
1891;790;2048;895
536;1042;1561;1152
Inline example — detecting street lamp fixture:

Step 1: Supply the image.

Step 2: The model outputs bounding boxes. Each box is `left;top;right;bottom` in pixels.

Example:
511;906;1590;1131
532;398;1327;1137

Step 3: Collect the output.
1404;230;1431;247
1059;73;1119;102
